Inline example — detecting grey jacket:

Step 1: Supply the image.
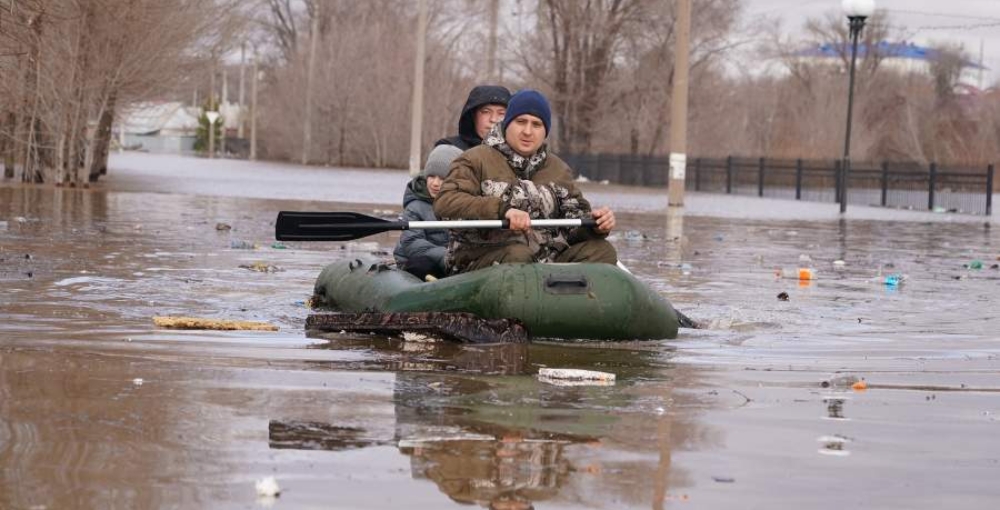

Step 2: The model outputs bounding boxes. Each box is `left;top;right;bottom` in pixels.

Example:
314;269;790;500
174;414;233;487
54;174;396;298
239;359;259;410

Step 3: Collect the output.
392;176;448;270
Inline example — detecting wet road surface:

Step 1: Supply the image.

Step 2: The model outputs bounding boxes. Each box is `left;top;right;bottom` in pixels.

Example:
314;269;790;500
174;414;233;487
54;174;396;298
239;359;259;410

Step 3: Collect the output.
1;153;998;509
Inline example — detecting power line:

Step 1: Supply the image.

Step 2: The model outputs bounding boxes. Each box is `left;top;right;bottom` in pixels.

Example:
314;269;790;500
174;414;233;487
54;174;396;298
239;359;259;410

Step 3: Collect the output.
883;8;1000;23
912;21;1000;31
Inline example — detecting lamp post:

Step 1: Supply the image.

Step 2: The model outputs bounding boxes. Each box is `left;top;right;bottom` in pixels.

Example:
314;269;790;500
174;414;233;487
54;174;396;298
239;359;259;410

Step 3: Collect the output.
206;111;219;159
839;0;875;213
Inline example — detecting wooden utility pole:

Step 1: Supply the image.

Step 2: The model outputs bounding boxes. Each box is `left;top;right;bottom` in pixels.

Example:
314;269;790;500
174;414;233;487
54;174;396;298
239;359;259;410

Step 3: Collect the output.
302;4;320;165
221;68;228;156
487;0;499;82
238;42;246;138
667;0;691;207
250;54;258;161
408;0;428;177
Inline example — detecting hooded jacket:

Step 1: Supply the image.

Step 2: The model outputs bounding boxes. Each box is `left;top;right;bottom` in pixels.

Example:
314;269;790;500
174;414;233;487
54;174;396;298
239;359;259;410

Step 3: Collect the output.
392;176;448;270
434;85;511;150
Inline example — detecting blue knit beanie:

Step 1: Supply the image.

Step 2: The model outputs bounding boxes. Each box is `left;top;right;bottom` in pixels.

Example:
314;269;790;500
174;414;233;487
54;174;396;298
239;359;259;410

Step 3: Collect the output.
502;89;551;138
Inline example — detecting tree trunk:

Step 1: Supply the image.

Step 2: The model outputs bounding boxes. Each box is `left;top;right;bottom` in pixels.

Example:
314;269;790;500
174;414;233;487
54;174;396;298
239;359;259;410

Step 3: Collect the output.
89;92;116;182
2;112;13;179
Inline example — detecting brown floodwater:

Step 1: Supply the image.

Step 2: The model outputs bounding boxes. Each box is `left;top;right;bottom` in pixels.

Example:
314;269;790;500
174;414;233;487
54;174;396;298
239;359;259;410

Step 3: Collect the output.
1;154;998;509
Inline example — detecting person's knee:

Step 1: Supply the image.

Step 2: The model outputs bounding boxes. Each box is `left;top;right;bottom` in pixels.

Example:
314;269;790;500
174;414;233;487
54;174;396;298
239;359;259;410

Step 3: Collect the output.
499;244;535;264
404;254;445;280
559;239;617;264
589;239;618;264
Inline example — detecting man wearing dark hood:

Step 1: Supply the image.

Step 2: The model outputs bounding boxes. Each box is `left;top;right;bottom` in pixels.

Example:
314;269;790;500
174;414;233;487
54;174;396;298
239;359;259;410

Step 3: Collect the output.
435;85;511;150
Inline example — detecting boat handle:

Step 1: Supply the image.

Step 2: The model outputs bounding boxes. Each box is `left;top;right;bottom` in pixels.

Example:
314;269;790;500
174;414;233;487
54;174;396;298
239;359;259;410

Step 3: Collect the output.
544;274;590;295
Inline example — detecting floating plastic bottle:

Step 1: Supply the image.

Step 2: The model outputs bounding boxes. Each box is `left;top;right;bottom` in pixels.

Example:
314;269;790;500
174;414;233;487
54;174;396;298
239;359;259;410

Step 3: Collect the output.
883;274;905;286
776;267;816;280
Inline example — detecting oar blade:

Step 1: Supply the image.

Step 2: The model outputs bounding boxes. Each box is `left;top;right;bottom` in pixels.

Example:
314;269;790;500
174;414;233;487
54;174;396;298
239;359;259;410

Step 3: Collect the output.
275;211;399;242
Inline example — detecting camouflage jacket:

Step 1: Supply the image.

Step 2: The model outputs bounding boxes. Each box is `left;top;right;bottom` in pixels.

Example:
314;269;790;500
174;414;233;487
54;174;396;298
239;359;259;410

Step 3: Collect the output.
433;143;605;273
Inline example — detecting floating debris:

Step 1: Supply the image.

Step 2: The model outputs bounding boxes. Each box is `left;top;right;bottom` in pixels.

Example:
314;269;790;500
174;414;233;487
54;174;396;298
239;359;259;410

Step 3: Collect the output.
883;274;905;287
538;368;615;385
776;267;815;280
821;374;862;389
401;331;437;342
230;239;256;250
307;311;526;344
215;222;232;231
965;260;983;270
255;476;281;497
623;230;646;243
239;262;282;273
153;316;278;331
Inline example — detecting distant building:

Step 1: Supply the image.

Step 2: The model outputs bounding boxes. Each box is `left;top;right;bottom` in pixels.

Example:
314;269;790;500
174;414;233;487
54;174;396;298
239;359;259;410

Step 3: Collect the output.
119;102;201;154
118;101;246;155
791;40;989;92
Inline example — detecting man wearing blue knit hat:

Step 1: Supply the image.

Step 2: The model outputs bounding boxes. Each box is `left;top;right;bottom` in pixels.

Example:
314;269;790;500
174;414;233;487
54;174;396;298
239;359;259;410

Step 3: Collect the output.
434;89;618;274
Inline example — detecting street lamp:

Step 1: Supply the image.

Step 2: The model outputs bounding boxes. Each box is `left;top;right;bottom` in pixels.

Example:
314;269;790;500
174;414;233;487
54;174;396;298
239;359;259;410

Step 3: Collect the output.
205;111;220;159
839;0;875;214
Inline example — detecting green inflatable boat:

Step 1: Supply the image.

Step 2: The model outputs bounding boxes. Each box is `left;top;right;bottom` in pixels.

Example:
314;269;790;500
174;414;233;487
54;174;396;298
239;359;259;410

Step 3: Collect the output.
309;255;679;342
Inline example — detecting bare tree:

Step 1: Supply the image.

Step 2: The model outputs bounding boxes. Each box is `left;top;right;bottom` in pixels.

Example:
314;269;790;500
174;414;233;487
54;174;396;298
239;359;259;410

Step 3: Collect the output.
256;0;474;168
927;43;967;103
506;0;743;155
0;0;246;184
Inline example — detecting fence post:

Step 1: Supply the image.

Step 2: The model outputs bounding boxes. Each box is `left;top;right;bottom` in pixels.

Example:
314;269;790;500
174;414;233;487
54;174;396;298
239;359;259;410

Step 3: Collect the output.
726;156;733;194
881;161;889;206
758;157;765;197
795;158;803;200
987;164;994;216
928;162;937;211
694;158;701;191
834;159;842;204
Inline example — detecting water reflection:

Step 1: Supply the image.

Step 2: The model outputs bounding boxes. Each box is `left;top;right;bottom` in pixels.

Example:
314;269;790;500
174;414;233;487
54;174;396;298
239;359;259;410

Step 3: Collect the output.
401;435;570;509
817;435;853;457
269;420;394;450
823;396;850;421
288;334;711;507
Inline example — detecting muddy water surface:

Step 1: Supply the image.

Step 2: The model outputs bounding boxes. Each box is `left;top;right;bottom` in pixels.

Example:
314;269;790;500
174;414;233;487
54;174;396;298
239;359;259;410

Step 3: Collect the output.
1;155;999;509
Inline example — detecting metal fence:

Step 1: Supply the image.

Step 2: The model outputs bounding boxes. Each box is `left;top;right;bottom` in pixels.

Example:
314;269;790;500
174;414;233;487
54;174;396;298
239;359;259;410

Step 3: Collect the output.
561;154;994;216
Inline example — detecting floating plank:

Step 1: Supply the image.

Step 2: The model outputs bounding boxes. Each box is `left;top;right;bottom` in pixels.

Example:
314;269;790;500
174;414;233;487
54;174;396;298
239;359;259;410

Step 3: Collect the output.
306;311;527;344
153;316;278;331
537;367;616;384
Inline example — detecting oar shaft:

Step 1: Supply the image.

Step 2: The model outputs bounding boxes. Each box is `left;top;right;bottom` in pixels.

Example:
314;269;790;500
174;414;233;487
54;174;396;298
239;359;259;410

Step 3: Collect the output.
409;218;595;230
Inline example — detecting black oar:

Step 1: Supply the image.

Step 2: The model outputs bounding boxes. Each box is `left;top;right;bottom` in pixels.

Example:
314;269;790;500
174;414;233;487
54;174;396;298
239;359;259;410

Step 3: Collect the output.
275;211;597;242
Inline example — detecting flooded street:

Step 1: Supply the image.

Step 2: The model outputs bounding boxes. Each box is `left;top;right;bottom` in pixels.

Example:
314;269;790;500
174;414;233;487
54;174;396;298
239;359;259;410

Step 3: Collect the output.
2;153;999;509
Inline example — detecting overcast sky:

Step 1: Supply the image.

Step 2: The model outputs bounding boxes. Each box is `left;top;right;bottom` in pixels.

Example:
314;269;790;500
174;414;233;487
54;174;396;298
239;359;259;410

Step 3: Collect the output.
743;0;1000;86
